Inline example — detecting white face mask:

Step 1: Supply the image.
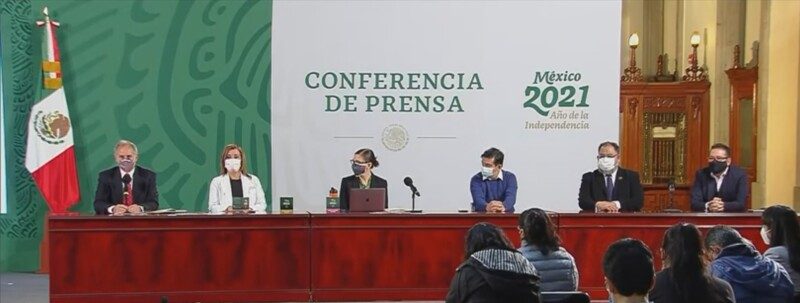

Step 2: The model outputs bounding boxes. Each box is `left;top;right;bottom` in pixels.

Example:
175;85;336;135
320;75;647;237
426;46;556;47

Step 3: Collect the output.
598;157;617;173
118;159;135;172
481;166;494;178
224;158;242;172
761;226;771;246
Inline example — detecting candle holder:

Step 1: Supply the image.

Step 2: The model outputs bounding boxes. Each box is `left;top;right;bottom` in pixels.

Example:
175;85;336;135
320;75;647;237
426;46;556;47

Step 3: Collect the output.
622;33;644;82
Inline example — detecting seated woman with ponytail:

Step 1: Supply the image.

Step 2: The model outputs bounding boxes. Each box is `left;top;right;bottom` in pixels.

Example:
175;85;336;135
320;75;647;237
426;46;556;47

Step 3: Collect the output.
650;223;734;303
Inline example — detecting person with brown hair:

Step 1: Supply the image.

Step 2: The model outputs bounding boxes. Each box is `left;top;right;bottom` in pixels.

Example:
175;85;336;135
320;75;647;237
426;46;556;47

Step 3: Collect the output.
446;222;540;303
339;148;388;211
517;208;578;291
761;205;800;296
650;223;734;303
208;144;266;213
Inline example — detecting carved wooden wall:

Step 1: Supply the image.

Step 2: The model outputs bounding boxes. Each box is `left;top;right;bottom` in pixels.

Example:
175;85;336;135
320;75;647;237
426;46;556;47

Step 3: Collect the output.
620;81;711;212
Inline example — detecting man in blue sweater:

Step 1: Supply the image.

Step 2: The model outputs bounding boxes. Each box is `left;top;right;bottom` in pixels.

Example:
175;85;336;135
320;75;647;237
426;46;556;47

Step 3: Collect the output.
470;147;518;213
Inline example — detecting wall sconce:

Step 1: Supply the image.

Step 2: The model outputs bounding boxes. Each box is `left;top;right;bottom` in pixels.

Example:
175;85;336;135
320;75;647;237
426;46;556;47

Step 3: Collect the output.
622;33;644;82
683;32;707;81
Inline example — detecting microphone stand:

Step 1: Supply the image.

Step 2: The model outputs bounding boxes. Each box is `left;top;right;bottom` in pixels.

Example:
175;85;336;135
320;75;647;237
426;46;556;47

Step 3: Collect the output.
662;180;682;213
410;189;422;213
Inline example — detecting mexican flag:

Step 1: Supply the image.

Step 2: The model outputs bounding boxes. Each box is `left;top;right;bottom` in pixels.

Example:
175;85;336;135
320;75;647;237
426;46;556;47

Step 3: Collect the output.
25;7;79;213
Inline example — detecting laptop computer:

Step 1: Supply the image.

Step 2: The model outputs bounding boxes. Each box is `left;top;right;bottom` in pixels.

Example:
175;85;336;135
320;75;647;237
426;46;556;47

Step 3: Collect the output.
349;188;386;212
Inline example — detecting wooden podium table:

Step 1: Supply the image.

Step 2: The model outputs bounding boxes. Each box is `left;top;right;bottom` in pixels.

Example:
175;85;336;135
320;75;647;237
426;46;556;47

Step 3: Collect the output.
49;212;763;302
49;214;311;303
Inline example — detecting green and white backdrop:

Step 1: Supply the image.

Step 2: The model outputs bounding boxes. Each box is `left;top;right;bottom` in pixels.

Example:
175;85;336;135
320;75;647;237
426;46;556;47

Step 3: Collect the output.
271;1;621;212
1;0;620;271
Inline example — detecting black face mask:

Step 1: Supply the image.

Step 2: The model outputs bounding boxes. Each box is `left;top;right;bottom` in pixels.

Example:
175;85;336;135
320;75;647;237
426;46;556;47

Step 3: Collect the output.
709;160;728;174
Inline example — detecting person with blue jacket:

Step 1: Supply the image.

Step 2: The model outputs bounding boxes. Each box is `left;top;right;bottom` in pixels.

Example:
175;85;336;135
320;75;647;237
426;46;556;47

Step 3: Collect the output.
517;208;578;291
705;225;794;303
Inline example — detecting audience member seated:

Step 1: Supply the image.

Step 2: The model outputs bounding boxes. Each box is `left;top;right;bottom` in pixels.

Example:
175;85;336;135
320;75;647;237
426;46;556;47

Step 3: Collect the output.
602;238;654;303
705;225;794;303
649;223;734;303
761;205;800;297
446;222;540;303
518;208;578;291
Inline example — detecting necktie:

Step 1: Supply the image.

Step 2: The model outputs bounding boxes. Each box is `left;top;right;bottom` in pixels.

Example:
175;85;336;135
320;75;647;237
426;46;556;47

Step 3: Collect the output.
605;174;614;200
123;174;133;206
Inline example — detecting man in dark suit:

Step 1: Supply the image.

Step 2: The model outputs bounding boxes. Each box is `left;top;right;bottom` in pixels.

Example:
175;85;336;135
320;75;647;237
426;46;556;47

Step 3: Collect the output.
691;143;748;212
578;141;644;212
94;140;159;215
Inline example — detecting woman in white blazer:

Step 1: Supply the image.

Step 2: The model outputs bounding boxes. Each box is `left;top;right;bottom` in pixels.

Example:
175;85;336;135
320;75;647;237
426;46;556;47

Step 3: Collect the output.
208;144;267;213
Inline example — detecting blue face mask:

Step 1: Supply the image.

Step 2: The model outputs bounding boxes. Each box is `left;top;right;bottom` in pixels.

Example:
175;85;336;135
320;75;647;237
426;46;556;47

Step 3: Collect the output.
352;163;366;175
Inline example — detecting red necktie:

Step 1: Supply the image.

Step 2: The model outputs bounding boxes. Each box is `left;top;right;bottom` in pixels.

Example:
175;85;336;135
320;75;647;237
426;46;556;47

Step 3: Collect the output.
123;174;133;206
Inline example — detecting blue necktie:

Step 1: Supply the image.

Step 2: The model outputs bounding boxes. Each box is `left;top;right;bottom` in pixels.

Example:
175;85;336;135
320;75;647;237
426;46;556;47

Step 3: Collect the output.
605;174;614;200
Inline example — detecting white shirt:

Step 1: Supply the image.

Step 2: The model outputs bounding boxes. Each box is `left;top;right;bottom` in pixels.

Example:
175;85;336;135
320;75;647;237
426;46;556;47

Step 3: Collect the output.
596;168;622;212
705;167;729;212
711;167;728;191
483;169;504;181
107;167;142;213
208;174;267;213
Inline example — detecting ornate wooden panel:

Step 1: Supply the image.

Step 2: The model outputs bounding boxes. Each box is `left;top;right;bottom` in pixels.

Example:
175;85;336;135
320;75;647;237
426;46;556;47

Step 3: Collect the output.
620;81;711;211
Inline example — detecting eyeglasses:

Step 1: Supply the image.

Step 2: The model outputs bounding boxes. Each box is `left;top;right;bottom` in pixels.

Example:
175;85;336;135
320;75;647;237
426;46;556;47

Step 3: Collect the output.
350;160;368;165
708;157;728;161
597;154;618;159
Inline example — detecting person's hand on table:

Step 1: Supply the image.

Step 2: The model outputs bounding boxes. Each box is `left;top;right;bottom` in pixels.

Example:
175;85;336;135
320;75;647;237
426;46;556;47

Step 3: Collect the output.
707;198;724;212
111;204;128;215
595;201;619;213
487;201;505;213
127;204;143;214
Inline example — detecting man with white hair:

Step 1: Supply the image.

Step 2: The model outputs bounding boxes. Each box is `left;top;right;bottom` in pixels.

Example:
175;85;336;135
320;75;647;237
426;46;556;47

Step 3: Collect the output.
93;140;159;215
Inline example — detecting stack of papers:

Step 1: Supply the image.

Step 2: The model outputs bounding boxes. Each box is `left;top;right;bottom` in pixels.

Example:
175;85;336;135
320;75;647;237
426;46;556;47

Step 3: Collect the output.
147;208;188;214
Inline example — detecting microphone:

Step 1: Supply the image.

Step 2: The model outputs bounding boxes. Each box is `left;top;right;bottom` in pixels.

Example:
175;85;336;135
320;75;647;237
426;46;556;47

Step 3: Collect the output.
403;177;420;197
404;177;422;213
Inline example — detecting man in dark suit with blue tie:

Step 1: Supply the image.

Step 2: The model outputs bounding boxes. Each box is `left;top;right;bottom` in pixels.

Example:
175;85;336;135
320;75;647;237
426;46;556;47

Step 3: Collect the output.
578;141;644;212
691;143;749;212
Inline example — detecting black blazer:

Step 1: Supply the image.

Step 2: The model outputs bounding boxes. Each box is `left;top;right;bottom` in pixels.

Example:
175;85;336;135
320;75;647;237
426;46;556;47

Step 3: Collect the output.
578;167;644;211
94;166;159;214
339;174;388;211
690;165;749;212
